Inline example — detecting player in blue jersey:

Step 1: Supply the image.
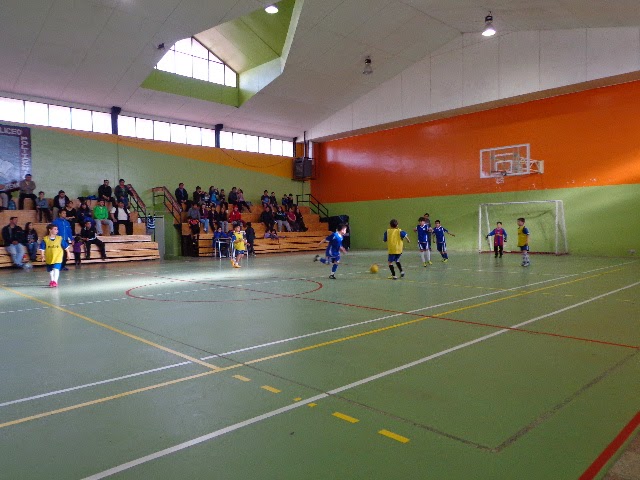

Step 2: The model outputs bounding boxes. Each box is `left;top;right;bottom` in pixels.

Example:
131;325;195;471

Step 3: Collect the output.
314;224;347;279
432;220;455;262
414;216;432;266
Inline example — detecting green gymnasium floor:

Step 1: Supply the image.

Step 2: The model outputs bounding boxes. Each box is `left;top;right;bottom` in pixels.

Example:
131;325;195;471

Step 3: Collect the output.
0;251;638;479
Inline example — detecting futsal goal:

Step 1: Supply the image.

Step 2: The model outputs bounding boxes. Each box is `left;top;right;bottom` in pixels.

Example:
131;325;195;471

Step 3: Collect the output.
478;200;568;255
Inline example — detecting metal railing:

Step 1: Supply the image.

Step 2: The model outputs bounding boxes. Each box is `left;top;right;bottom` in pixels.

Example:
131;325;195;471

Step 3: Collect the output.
152;186;182;225
126;184;146;218
295;193;329;220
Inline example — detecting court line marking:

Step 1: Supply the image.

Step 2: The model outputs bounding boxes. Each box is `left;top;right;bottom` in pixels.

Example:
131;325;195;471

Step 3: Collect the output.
83;280;640;479
332;412;359;423
1;264;631;409
0;286;223;373
261;385;281;394
379;429;410;444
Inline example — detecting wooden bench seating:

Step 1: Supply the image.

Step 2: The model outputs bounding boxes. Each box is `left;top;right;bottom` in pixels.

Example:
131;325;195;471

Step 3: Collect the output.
0;235;159;268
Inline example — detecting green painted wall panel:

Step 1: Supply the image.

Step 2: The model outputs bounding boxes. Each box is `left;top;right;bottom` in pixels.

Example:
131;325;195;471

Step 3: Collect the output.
324;184;640;257
141;70;238;107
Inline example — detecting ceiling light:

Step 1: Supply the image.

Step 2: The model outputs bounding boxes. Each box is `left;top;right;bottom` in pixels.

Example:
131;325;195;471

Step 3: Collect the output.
363;56;373;75
265;5;278;14
482;13;496;37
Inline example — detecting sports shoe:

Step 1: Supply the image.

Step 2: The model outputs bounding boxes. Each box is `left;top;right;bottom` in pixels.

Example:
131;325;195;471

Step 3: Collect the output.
49;281;54;287
400;271;405;278
51;281;58;288
423;262;427;267
388;275;397;280
230;259;235;266
233;263;241;268
313;254;320;262
22;263;32;270
442;258;448;263
329;274;336;279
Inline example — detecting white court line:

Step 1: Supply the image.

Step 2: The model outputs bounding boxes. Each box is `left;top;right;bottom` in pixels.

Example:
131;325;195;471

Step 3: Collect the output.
83;280;640;479
0;262;629;406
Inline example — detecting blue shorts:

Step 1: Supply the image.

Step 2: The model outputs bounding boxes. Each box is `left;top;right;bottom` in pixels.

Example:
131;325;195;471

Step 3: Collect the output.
519;245;529;251
46;263;62;272
325;254;340;263
418;241;430;251
388;254;402;263
235;250;246;256
436;242;447;253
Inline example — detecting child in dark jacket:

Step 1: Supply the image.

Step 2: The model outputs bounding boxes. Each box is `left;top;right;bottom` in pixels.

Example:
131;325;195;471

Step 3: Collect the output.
245;222;256;256
72;235;83;267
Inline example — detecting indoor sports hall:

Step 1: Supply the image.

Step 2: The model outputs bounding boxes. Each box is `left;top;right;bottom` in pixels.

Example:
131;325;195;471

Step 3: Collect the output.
1;1;639;479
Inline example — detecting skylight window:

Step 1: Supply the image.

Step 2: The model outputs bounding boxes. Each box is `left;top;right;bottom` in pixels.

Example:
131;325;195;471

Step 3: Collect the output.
156;38;237;88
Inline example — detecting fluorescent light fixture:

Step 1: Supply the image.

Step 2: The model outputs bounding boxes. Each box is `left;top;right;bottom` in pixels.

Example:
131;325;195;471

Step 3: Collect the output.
265;5;278;14
482;13;496;37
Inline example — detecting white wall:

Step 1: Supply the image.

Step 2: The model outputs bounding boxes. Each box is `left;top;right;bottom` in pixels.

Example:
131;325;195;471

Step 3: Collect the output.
308;27;640;140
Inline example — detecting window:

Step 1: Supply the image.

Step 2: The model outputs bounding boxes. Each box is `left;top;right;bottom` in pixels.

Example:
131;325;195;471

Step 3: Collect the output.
201;128;216;147
136;118;153;139
71;108;92;132
246;135;259;153
219;131;233;149
24;101;48;126
118;116;136;137
170;123;187;144
0;97;24;123
153;121;170;142
186;126;202;146
156;38;238;88
282;141;294;157
258;137;271;154
92;112;112;134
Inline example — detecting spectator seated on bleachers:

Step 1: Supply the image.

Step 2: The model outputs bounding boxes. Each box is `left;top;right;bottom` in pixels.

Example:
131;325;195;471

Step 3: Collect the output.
286;206;298;232
175;182;189;205
114;178;130;208
213;226;229;257
80;220;107;260
274;206;292;232
36;191;52;222
192;186;205;205
235;188;251;212
2;216;30;269
52;190;69;219
18;173;37;210
76;200;94;227
98;179;115;206
269;191;278;207
229;205;244;227
260;190;270;208
23;221;39;262
228;187;238;207
264;229;282;242
281;193;289;209
93;199;114;235
110;200;133;235
63;200;77;233
260;206;275;232
208;186;219;206
199;204;210;233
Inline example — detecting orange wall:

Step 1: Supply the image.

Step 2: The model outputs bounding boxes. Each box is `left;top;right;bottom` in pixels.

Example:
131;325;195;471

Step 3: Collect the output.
313;81;640;203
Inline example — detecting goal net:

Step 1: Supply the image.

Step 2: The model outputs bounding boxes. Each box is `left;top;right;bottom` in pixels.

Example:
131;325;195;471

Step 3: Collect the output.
478;200;568;255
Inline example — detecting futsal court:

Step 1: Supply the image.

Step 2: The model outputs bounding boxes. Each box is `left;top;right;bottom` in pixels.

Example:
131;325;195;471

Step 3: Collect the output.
0;251;638;479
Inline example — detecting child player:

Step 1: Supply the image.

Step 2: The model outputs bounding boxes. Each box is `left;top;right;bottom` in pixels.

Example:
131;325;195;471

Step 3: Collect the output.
314;224;347;279
414;216;432;266
486;221;507;258
38;224;70;287
384;219;410;279
432;220;455;262
517;217;530;267
230;224;246;268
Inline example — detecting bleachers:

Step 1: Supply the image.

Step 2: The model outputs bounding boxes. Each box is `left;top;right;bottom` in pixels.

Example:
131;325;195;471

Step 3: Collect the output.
0;203;158;268
186;206;329;257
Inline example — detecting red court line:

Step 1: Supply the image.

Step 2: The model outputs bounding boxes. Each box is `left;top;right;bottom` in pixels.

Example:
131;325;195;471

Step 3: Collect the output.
579;411;640;480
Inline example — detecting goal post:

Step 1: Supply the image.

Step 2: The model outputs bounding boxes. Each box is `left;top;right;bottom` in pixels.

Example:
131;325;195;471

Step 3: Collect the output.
478;200;568;255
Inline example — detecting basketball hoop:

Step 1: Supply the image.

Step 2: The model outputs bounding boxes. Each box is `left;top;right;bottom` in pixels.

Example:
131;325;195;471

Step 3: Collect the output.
495;175;504;184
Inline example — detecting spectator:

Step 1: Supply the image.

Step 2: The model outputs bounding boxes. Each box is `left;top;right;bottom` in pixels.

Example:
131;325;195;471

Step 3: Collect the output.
229;205;244;227
294;205;308;232
245;222;256;256
208;186;219;205
187;204;200;245
213;226;229;257
98;179;115;206
2;217;29;268
93;199;114;235
269;191;278;207
260;190;270;207
218;204;229;233
110;200;133;235
52;190;68;219
76;200;94;227
192;186;205;205
72;235;83;267
80;220;107;260
260;206;275;232
175;182;189;204
287;193;295;206
199;203;210;233
18;173;37;209
0;183;10;211
64;200;77;233
281;193;289;208
236;188;251;212
286;206;298;231
36;191;52;222
274;205;292;232
114;179;130;208
52;209;73;270
228;187;238;207
23;222;39;262
218;189;226;204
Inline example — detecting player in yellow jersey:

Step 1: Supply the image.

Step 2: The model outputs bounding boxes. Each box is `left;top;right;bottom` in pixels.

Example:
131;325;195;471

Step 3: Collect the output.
517;217;530;267
384;219;410;280
38;224;70;287
230;224;246;268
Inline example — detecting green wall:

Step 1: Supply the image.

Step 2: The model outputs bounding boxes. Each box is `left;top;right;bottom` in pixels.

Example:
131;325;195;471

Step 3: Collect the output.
29;128;302;258
324;184;640;257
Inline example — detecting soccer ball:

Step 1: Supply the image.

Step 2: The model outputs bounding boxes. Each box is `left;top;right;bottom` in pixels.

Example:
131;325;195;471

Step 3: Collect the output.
370;264;379;274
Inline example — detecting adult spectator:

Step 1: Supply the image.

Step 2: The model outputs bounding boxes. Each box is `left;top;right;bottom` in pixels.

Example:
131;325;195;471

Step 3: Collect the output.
228;205;244;227
18;173;37;209
64;200;77;233
286;206;298;232
236;189;251;212
2;217;30;269
294;205;308;232
98;179;115;206
281;193;289;208
93;199;114;235
274;206;292;232
287;193;295;206
52;209;73;270
110;200;133;235
269;191;278;207
52;190;68;219
175;183;189;205
36;191;52;222
80;220;107;260
228;187;238;207
76;200;94;227
208;186;219;205
23;222;39;262
218;189;226;204
260;206;275;232
192;186;205;205
260;190;270;207
114;179;130;208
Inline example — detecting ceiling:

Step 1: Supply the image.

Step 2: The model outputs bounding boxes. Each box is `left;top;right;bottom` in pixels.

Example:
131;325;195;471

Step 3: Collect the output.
1;0;640;139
